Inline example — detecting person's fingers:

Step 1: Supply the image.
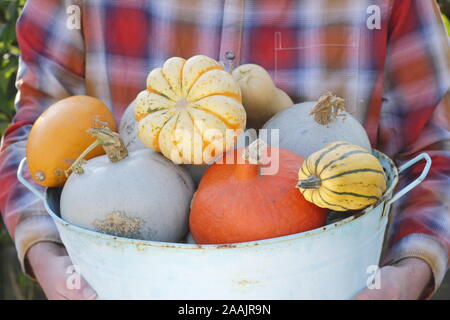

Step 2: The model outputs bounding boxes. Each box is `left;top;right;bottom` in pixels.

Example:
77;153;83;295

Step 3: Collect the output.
27;243;97;300
352;266;402;300
36;255;96;300
56;281;97;300
53;256;97;300
57;277;97;300
353;288;391;300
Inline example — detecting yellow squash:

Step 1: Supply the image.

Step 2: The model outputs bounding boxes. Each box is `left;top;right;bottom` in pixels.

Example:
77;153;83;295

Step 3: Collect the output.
296;141;387;211
135;55;246;164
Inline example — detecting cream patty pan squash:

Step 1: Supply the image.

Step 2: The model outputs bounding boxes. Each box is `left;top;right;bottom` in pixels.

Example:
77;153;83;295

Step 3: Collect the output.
61;128;195;242
135;55;247;165
119;99;256;186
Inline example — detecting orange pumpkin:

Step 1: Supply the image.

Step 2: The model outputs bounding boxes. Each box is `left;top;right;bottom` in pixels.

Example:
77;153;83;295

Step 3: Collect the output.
26;96;117;187
189;140;327;244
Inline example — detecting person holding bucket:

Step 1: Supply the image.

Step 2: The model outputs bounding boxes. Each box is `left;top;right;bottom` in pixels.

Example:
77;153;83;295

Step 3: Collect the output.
0;0;449;300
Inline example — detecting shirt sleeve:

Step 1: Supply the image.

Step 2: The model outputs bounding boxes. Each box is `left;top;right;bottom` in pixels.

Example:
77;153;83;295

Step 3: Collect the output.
379;0;450;295
0;0;86;276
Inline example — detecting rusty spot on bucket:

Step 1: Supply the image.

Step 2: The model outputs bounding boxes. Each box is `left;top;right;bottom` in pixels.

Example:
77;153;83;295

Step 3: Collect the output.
135;243;150;252
216;243;238;249
162;243;177;248
235;279;259;286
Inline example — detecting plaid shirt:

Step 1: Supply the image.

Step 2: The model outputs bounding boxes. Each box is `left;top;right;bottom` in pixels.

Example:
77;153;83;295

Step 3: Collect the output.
1;0;449;293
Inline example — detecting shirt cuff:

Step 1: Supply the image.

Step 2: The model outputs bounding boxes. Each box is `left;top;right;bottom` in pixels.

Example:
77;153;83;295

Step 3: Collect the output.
382;233;449;298
14;214;63;279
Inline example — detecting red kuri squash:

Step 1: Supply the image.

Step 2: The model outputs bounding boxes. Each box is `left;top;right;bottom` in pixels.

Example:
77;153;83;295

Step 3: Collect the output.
189;140;327;244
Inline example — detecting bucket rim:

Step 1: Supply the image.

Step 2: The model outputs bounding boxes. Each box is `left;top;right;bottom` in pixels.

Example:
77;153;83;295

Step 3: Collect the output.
46;149;398;250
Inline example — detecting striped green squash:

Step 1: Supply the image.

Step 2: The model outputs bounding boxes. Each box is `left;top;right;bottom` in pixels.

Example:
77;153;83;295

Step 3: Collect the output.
296;141;387;211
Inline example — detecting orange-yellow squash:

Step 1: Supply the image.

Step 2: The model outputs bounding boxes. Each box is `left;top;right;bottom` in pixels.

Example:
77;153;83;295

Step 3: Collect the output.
26;96;117;187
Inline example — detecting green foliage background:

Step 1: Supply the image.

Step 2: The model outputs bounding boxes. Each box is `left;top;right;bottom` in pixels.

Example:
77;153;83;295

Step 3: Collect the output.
0;0;44;300
0;0;24;135
0;0;449;300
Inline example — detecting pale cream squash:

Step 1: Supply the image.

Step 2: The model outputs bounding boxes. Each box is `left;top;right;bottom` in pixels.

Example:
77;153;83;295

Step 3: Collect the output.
119;99;146;152
232;64;293;129
61;128;195;242
263;93;372;158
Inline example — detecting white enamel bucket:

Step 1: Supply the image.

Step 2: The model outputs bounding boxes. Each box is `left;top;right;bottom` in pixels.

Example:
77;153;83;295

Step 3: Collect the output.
17;151;431;299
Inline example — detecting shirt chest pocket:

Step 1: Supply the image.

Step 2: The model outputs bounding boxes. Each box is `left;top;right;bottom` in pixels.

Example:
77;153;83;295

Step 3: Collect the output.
272;25;363;121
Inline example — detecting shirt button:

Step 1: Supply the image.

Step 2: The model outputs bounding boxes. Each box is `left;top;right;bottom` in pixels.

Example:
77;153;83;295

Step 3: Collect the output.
225;51;235;61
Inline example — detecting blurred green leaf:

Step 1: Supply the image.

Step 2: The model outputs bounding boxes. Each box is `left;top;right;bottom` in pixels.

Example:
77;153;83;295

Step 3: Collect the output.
2;20;15;44
0;0;23;135
5;1;16;21
443;14;450;36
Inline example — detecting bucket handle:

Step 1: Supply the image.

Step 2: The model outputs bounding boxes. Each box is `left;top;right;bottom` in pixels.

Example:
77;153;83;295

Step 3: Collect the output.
17;157;45;201
17;153;432;207
386;153;432;208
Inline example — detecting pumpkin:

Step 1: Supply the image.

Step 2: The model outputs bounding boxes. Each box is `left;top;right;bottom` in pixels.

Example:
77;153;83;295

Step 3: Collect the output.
135;55;247;165
26;96;116;187
297;141;387;211
189;139;327;244
263;93;371;158
61;127;195;242
232;64;293;129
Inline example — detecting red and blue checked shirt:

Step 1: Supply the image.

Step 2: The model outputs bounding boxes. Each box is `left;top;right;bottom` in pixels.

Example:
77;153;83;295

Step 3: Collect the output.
1;0;449;293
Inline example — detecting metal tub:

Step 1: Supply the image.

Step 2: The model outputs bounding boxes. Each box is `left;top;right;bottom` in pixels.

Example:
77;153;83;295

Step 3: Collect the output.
17;150;431;299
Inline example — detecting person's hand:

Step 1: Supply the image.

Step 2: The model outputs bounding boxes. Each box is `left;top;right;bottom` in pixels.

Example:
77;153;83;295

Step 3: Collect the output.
26;242;97;300
353;257;433;300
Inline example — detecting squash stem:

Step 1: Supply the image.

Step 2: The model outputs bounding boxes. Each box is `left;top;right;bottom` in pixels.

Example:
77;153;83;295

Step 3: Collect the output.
310;92;347;125
65;140;100;177
242;139;267;165
65;127;128;177
233;139;267;180
297;175;321;189
89;127;128;163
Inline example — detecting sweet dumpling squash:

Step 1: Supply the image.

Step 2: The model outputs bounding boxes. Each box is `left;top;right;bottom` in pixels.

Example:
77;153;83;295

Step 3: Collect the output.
297;141;387;211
